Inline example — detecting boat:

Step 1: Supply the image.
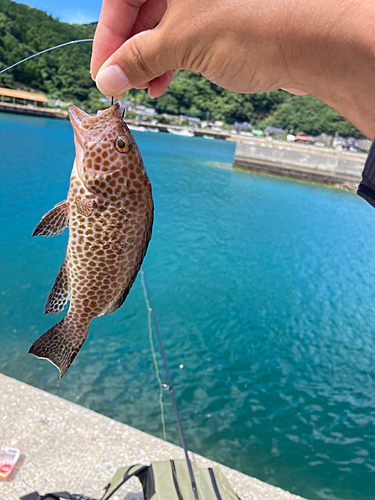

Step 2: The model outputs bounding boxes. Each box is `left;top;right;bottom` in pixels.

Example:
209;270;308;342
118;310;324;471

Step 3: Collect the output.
202;134;215;140
167;127;195;137
146;127;159;133
128;125;147;132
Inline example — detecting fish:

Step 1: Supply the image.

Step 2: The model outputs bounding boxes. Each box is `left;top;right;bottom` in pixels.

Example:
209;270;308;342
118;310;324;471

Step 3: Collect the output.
29;103;154;377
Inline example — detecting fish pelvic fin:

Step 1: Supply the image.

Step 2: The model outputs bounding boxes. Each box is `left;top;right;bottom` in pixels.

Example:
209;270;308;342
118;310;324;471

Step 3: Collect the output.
33;200;69;237
29;316;88;378
45;259;70;314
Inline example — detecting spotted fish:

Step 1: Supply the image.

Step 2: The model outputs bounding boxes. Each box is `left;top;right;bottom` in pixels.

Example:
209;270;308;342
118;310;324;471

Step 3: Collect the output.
29;104;153;377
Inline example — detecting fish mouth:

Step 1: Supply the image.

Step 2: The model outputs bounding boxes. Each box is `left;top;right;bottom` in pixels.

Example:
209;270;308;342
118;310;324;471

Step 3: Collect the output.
68;104;124;189
68;103;122;147
68;103;122;146
68;105;91;147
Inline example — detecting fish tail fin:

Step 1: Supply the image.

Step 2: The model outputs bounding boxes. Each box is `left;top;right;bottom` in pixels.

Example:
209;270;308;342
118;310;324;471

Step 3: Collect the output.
29;316;88;378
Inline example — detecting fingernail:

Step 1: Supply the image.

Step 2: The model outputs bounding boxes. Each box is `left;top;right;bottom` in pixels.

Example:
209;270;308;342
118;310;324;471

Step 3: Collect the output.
148;85;155;100
148;70;175;99
96;64;129;97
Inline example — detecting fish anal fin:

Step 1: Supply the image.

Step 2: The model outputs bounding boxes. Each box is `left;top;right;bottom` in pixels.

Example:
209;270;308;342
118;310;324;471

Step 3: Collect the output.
33;200;69;237
99;285;132;317
100;253;149;317
29;316;88;378
45;259;70;314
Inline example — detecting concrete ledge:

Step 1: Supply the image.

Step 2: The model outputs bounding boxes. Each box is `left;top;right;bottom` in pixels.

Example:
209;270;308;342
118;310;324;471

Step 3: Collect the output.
233;141;365;190
0;102;68;119
233;157;360;190
1;373;305;500
228;135;369;159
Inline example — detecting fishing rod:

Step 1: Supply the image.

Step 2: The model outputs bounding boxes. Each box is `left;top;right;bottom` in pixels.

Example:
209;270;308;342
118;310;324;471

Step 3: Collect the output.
141;269;200;500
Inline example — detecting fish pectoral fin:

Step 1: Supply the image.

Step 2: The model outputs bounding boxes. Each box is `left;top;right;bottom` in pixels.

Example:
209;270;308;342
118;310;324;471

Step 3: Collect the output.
33;200;69;237
45;259;70;314
29;316;88;378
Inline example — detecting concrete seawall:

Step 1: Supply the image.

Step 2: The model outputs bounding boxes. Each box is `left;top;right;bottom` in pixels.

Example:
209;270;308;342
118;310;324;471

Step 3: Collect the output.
233;140;366;190
0;101;68;119
1;373;305;500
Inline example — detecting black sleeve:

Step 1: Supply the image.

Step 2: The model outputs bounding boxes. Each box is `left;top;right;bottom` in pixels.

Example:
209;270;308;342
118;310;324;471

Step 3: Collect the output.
357;138;375;208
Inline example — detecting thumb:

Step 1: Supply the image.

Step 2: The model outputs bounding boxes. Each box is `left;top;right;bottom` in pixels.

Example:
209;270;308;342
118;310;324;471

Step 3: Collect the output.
95;28;177;97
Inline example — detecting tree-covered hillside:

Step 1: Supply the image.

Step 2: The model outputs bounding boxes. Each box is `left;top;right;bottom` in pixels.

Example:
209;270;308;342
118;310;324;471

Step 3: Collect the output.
0;0;96;103
0;0;364;137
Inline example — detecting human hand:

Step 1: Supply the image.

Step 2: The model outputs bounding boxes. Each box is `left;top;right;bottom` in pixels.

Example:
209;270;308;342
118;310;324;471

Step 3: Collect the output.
91;0;375;138
91;0;299;99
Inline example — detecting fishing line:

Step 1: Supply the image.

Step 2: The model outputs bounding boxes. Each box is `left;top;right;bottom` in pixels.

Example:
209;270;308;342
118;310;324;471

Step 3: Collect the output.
2;35;187;477
141;269;200;500
0;39;94;75
1;41;133;119
140;269;167;441
122;91;129;119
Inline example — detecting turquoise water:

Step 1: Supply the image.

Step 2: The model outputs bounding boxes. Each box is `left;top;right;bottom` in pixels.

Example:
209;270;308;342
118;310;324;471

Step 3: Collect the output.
1;112;375;500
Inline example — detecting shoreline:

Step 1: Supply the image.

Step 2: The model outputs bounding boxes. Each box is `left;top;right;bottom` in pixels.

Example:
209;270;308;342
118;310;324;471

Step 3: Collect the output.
0;101;68;119
0;103;366;190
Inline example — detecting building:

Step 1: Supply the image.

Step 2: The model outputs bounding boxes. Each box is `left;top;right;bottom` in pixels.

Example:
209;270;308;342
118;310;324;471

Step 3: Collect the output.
185;116;201;128
265;126;285;136
0;87;48;106
134;105;156;117
295;132;315;144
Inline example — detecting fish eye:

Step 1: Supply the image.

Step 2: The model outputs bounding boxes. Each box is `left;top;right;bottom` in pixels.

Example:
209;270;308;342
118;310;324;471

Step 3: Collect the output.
114;135;131;153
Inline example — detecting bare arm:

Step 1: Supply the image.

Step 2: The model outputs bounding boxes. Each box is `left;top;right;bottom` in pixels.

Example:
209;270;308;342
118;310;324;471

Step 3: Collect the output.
91;0;375;139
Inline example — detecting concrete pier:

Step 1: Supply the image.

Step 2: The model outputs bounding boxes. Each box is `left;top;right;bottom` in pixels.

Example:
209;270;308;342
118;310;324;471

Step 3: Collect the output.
0;101;68;119
233;140;366;190
1;373;305;500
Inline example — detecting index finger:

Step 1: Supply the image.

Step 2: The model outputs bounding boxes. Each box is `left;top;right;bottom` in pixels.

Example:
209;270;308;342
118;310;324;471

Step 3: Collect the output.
91;0;148;79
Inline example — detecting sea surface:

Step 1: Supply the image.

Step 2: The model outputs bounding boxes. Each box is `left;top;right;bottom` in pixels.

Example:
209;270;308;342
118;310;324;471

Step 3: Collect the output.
1;112;375;500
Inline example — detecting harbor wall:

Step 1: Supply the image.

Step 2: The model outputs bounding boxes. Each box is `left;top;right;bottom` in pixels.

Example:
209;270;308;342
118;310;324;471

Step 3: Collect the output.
0;101;68;119
232;140;366;189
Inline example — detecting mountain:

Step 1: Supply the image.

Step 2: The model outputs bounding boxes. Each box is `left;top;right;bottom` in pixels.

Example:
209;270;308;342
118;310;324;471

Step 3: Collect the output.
0;0;363;137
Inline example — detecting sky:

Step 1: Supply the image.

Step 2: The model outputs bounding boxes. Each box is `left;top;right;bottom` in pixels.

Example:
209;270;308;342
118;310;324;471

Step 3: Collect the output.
13;0;102;24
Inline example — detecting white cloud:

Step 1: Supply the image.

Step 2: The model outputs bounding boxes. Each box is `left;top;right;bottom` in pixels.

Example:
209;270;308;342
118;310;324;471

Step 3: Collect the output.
61;9;98;24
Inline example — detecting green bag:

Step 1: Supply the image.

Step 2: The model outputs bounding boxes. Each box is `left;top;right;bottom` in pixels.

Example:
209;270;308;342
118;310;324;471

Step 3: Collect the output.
101;459;241;500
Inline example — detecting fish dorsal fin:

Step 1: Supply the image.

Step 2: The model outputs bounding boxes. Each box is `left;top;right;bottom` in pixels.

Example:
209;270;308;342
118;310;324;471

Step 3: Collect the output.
45;259;70;314
33;200;69;237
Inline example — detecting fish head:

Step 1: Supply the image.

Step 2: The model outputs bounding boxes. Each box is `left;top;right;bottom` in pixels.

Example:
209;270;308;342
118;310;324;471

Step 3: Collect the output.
68;103;143;200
